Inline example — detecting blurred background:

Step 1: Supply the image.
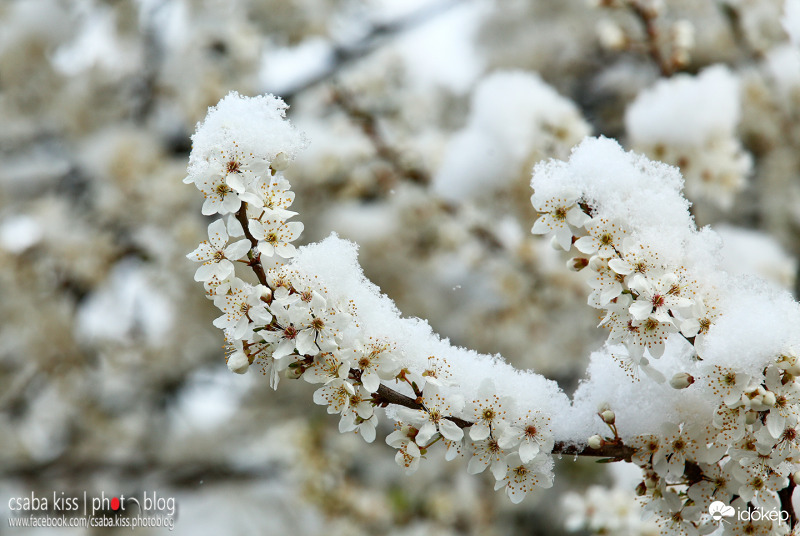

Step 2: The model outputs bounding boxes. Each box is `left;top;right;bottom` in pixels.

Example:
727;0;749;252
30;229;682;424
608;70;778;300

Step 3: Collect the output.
0;0;798;534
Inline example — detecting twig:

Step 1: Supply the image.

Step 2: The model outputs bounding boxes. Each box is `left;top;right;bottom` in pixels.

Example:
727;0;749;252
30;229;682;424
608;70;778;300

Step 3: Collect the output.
626;1;673;77
779;481;797;528
280;0;464;102
0;362;38;411
235;204;268;287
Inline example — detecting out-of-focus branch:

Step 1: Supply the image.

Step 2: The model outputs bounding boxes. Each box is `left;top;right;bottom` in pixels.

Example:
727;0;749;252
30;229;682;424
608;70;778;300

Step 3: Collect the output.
1;459;280;487
331;89;509;253
626;1;671;76
281;0;464;102
0;363;38;411
331;88;428;185
596;0;682;76
718;2;762;62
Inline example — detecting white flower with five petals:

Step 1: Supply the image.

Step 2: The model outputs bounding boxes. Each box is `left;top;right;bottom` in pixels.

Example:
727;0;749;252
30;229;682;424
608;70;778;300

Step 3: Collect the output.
187;219;251;282
212;279;272;339
531;190;590;250
497;412;554;463
394;387;465;446
249;217;304;258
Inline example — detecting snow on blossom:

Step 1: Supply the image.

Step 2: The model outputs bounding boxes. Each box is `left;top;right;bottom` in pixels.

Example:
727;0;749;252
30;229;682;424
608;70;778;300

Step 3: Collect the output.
188;91;307;176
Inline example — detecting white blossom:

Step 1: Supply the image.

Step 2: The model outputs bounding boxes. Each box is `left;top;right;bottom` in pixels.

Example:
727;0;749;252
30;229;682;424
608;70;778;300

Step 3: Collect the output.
187;219;251;282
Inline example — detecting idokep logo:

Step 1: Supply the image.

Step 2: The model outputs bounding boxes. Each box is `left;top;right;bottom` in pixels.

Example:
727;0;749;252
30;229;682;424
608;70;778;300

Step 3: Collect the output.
708;500;790;523
708;501;734;521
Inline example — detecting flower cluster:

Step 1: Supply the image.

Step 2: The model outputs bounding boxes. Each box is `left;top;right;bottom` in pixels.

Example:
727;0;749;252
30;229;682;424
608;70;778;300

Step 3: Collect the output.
185;92;560;505
532;138;800;534
532;190;702;381
563;483;659;536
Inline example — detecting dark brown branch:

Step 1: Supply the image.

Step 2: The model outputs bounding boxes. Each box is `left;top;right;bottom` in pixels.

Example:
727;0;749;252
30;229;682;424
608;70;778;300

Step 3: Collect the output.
552;441;635;461
235;204;268;287
780;481;797;528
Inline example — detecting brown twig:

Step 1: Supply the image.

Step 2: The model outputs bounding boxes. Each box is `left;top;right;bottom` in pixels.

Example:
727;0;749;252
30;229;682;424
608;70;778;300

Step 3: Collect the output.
235;204;268;287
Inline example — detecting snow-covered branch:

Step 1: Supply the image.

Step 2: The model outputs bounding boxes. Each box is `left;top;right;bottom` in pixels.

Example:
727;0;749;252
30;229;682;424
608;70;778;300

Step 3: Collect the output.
185;91;800;531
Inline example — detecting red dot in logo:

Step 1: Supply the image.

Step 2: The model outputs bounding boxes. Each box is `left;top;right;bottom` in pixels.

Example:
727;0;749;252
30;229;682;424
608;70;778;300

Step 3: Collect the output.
111;497;120;511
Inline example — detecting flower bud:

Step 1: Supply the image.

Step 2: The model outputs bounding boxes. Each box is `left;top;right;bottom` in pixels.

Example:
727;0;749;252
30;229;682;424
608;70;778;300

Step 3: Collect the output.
601;409;616;424
597;19;626;51
635;482;647;496
285;365;303;380
588;256;606;272
777;353;800;376
588;434;604;449
271;152;290;171
793;471;800;486
669;372;694;389
748;394;765;410
260;286;272;303
762;391;776;407
227;351;250;374
568;257;589;272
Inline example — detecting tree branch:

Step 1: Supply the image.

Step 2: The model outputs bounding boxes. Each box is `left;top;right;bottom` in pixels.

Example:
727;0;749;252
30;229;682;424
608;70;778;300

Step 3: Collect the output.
373;380;636;460
235;174;635;463
780;481;797;528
